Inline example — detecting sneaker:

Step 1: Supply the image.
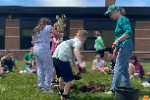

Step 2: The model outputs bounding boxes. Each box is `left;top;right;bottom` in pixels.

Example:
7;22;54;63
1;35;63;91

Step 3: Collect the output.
39;87;45;91
51;81;59;86
143;82;150;86
43;89;55;93
60;96;70;100
0;75;6;78
74;75;81;80
54;79;59;84
141;82;148;85
58;91;62;95
104;91;115;95
143;83;150;87
19;70;24;73
4;71;9;74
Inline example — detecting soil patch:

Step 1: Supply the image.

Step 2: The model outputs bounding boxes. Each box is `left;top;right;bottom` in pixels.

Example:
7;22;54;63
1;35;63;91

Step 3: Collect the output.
79;81;107;93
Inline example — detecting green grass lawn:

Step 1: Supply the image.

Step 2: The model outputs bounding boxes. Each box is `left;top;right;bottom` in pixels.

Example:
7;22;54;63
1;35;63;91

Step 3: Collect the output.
0;61;150;100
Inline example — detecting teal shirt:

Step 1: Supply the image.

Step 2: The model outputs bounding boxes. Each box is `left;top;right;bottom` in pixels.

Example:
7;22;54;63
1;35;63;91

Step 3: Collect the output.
95;36;104;51
115;16;132;50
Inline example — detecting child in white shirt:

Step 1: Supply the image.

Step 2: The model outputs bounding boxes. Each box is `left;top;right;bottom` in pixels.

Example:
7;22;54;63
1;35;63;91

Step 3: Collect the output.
92;54;107;74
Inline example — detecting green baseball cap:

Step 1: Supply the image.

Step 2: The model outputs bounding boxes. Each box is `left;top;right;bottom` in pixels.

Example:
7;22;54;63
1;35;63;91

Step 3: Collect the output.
105;5;120;15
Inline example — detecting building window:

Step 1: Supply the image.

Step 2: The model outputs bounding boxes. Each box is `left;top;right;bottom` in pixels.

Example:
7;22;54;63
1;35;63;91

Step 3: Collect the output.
63;29;69;41
101;30;115;51
84;30;96;50
0;28;5;49
20;19;39;49
84;21;101;50
21;29;32;49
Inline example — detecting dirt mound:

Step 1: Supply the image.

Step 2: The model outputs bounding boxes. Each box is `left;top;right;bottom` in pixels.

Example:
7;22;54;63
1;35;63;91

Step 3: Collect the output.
79;82;107;93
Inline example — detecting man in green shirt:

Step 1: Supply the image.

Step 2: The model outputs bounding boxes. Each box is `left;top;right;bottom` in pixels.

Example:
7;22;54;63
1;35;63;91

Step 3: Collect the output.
1;51;18;72
23;47;34;70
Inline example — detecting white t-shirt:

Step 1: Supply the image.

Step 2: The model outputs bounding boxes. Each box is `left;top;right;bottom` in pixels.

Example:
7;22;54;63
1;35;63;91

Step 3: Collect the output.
93;59;105;68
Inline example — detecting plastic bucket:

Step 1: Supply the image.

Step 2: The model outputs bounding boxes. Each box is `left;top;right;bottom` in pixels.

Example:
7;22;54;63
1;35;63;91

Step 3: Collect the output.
115;87;140;100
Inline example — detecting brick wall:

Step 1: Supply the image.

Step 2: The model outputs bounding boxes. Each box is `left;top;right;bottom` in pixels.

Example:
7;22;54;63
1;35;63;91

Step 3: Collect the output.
69;20;84;50
105;0;116;7
135;21;150;51
5;19;20;49
1;19;150;61
0;50;29;60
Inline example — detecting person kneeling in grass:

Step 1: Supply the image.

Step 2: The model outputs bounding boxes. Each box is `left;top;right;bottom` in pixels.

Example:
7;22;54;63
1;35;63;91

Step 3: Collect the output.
92;54;107;75
1;51;18;72
128;60;135;79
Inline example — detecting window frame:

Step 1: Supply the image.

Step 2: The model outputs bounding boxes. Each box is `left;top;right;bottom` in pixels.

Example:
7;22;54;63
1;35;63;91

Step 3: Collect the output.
84;20;102;50
20;19;39;49
0;19;5;49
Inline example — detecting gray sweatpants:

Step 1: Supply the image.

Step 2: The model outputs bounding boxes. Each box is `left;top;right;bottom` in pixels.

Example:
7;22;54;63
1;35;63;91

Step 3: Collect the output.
34;46;53;90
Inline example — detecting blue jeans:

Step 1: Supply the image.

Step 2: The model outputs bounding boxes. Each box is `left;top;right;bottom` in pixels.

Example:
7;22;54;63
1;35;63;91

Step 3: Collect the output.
34;46;53;90
25;65;30;70
3;59;15;72
110;41;134;91
146;69;150;83
146;76;150;83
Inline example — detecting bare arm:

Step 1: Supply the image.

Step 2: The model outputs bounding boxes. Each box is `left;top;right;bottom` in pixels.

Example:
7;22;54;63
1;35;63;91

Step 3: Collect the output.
116;34;130;42
100;63;105;69
48;28;63;37
23;59;30;64
72;56;79;74
31;35;35;45
93;62;99;68
74;46;86;71
74;46;82;65
112;34;130;49
53;37;59;44
14;63;18;72
32;64;37;69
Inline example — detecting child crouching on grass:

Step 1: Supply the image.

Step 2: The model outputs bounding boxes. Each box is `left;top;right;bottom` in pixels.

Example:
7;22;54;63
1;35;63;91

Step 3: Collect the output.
52;30;87;100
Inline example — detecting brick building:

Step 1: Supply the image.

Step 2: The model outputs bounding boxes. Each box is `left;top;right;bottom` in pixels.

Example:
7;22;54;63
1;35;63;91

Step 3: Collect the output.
0;0;150;61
